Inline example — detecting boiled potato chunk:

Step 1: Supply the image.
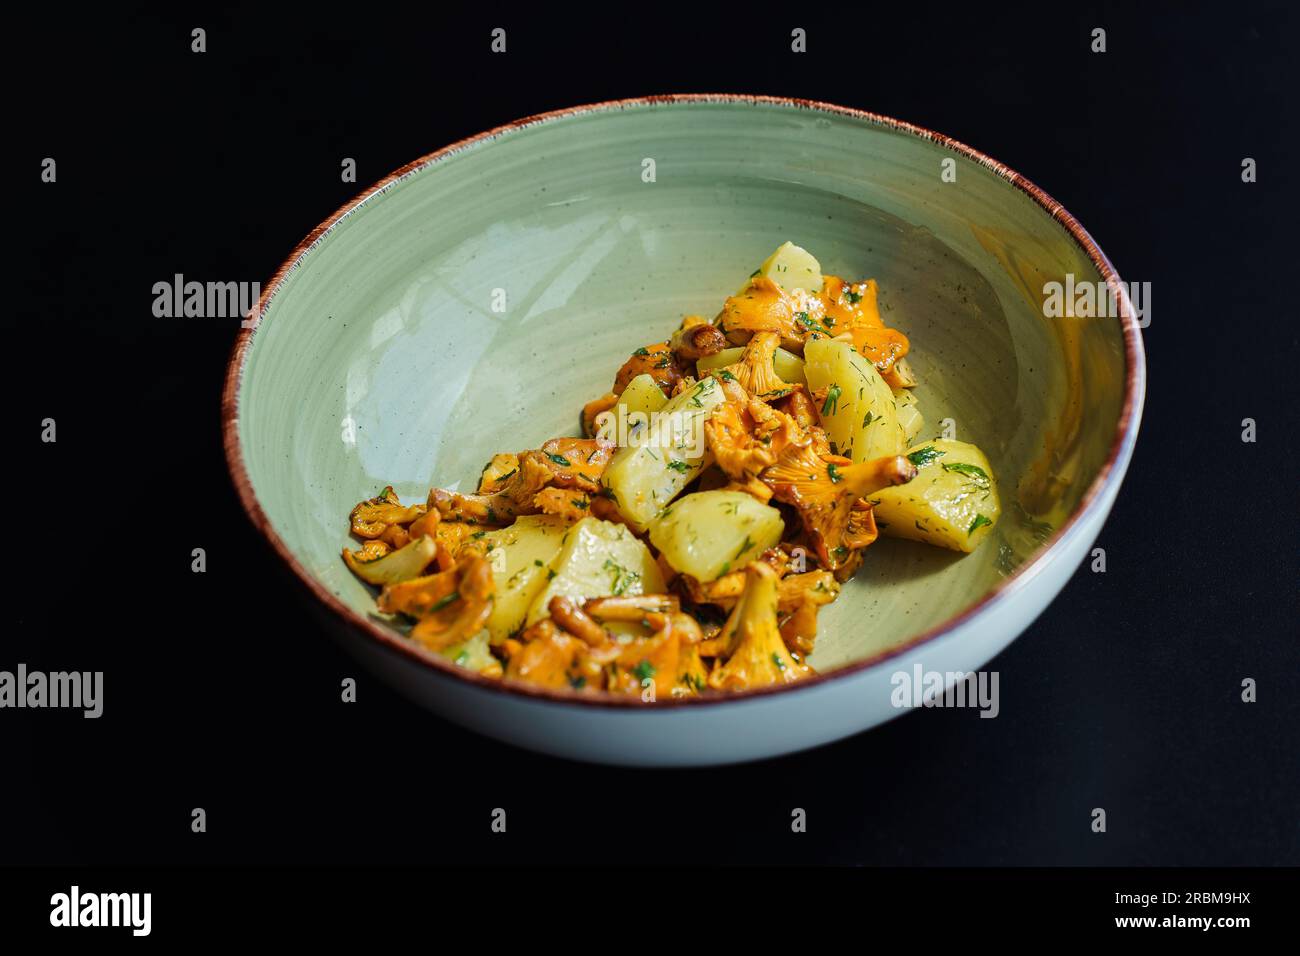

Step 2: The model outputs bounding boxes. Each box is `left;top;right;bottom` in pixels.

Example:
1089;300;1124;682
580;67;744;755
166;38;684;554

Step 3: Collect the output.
867;438;1001;553
592;373;670;447
648;490;784;583
803;339;904;462
525;517;666;625
616;372;668;420
601;376;726;532
894;388;924;445
695;345;806;386
441;631;500;675
740;241;823;293
482;514;569;644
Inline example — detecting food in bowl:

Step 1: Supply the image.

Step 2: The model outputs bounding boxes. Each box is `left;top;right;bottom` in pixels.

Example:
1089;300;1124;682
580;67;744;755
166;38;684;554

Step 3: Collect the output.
341;242;1001;697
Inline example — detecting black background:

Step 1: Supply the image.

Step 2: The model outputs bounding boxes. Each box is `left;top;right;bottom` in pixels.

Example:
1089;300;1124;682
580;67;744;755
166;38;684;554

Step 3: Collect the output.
6;3;1297;869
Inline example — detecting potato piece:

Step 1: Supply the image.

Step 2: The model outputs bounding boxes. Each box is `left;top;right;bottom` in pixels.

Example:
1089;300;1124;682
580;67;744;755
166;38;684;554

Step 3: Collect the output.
648;490;784;583
803;339;904;462
525;517;666;625
601;376;726;532
894;388;924;445
867;439;1001;553
481;515;569;644
695;345;806;387
343;534;436;586
618;372;670;417
739;241;823;293
440;631;502;677
590;374;668;445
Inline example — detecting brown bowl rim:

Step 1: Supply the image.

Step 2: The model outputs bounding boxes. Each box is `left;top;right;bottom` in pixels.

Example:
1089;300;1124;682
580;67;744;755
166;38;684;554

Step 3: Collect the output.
221;93;1147;710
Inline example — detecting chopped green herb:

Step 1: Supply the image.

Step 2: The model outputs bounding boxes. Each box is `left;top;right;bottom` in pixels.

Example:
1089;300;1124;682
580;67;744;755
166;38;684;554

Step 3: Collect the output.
666;459;690;473
821;384;841;416
632;346;650;357
796;313;833;336
632;661;656;682
907;445;945;467
734;535;754;560
545;452;572;467
429;590;460;613
827;463;844;484
968;514;993;535
942;462;991;487
603;559;641;596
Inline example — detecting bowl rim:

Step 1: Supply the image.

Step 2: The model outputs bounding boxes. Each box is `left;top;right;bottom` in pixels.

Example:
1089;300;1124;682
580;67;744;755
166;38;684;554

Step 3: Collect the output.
222;93;1147;710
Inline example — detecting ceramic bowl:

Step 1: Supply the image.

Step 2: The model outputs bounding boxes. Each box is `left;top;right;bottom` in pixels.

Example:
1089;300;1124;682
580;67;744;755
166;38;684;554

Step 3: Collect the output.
223;95;1145;766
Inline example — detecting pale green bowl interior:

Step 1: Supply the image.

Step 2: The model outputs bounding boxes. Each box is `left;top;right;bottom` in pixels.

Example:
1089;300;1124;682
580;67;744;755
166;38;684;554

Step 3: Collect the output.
239;100;1125;671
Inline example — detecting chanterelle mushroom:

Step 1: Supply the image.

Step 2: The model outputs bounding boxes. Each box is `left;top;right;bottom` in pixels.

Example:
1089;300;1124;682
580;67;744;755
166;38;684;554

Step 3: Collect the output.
678;547;791;609
506;593;707;697
714;331;797;401
505;619;596;690
777;570;840;657
377;554;494;652
704;390;809;503
670;315;728;363
581;393;620;437
762;444;916;571
818;276;911;376
348;486;425;539
708;562;814;690
432;437;614;525
581;595;707;698
717;276;817;352
614;342;685;396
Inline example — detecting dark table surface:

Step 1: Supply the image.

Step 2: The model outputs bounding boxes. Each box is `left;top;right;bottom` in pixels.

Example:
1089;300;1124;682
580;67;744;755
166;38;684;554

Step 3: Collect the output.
8;4;1297;866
